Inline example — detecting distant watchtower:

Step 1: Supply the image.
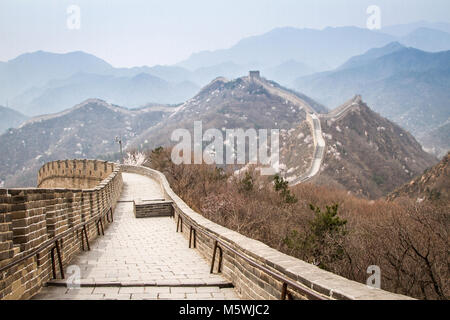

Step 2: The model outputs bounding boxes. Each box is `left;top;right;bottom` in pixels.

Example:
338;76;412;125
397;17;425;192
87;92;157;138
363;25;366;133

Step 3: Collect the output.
249;70;260;79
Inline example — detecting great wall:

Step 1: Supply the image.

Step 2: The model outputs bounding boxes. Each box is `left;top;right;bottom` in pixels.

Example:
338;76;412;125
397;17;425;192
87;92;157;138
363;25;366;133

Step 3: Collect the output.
0;159;411;300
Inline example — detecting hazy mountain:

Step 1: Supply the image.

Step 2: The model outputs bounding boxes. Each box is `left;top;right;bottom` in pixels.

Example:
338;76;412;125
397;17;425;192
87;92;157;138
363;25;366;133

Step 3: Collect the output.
282;96;437;199
4;24;450;117
130;65;192;83
11;71;199;116
130;73;327;150
400;27;450;52
177;24;450;81
388;152;449;203
382;21;450;37
0;99;175;187
1;51;199;116
263;60;316;85
190;61;248;86
294;44;450;156
178;26;396;72
0;51;114;103
337;42;406;70
420;122;450;158
0;106;28;133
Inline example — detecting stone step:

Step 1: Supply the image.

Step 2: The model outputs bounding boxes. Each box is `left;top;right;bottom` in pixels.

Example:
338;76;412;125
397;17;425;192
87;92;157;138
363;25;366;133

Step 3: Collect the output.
134;200;174;218
46;279;234;288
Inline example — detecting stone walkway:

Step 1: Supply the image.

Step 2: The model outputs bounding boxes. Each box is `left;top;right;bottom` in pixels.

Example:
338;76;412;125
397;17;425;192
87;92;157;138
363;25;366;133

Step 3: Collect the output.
32;173;238;300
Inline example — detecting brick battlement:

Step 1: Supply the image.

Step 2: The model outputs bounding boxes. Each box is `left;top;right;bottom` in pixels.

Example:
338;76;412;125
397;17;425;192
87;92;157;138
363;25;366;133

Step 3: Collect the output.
37;159;115;189
0;160;123;300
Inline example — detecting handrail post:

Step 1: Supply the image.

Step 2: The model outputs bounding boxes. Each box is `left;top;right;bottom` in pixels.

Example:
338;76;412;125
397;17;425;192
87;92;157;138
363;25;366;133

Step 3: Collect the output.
83;224;90;251
210;240;223;274
36;253;40;267
96;219;100;235
217;246;223;273
55;239;64;279
280;283;293;300
210;241;218;273
281;283;288;300
176;215;183;233
106;207;113;223
79;229;85;251
50;247;56;279
96;218;104;236
189;226;197;248
50;240;64;279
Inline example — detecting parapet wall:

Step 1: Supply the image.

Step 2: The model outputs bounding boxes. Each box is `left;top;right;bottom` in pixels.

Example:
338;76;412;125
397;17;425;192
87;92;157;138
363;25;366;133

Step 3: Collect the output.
0;160;123;300
37;159;115;189
121;165;411;300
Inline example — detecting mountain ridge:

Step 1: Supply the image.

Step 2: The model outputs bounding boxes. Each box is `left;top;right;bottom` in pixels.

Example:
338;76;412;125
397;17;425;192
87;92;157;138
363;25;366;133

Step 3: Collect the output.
388;152;449;203
0;105;28;133
305;97;437;198
0;99;175;187
1;51;199;115
294;43;450;157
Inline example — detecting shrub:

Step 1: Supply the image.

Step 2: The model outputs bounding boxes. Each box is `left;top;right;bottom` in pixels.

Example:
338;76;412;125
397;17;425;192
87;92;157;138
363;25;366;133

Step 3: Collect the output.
273;174;297;204
284;204;347;270
240;171;254;192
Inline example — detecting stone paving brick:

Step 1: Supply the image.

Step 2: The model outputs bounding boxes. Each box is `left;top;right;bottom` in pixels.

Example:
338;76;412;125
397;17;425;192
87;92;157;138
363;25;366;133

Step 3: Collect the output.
159;293;187;299
66;287;94;295
131;293;158;300
144;286;170;294
186;293;214;299
103;293;131;300
170;287;196;293
92;287;120;295
119;287;145;294
64;294;105;300
196;287;222;293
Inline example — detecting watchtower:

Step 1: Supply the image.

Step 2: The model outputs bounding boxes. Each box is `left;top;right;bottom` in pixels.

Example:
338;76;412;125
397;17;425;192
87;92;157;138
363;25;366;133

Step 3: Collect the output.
249;70;260;79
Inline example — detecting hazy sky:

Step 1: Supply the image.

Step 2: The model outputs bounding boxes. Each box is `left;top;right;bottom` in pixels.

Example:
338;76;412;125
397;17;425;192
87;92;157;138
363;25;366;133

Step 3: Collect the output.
1;0;449;67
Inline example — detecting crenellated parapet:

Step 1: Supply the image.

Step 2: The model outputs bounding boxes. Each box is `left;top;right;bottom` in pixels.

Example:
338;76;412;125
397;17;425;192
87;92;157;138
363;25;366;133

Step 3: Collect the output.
37;159;115;189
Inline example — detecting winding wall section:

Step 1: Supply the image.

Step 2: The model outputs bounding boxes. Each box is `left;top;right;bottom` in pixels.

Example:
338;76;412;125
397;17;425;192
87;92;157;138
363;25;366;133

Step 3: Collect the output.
0;160;412;300
121;164;411;300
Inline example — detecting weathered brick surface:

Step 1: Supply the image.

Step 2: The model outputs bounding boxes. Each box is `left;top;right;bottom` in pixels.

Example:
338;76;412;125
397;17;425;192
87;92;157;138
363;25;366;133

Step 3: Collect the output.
0;160;123;300
37;159;115;189
121;165;413;300
135;201;174;218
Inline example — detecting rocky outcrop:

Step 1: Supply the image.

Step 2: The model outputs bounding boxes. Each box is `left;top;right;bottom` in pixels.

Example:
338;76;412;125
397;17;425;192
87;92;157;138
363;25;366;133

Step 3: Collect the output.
388;152;449;202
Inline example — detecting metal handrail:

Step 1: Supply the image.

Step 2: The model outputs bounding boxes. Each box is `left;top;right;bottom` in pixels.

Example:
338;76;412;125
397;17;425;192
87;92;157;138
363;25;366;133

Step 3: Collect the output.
175;209;329;300
0;205;113;275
